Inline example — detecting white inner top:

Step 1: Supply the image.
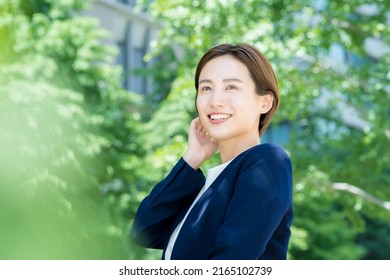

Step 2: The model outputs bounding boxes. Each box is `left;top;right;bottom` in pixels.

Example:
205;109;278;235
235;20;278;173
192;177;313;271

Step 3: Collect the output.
164;159;233;260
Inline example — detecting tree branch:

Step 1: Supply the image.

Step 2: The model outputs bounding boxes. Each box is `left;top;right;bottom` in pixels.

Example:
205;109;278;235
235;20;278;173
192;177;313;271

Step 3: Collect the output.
331;182;390;211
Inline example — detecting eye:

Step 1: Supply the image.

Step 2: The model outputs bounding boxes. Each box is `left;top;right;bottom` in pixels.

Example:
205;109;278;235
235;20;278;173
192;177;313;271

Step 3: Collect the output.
226;85;238;90
200;86;212;92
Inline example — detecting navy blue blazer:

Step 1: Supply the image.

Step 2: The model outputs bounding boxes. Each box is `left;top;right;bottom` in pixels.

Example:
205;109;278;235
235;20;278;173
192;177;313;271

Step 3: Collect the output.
131;143;293;260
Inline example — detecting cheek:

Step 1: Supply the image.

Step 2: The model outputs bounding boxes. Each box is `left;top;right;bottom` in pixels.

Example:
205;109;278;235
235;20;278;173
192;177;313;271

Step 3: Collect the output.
196;95;206;112
196;97;209;123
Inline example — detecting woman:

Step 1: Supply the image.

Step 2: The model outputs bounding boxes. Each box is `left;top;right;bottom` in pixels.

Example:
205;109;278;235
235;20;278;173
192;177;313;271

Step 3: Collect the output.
131;43;293;260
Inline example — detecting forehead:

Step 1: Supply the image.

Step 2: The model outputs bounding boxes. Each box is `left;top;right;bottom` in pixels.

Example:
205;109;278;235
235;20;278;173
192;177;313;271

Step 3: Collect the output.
199;55;250;81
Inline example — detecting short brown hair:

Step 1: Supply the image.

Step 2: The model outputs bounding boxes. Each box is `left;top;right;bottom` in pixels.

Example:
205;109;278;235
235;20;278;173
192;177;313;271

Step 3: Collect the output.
194;43;280;137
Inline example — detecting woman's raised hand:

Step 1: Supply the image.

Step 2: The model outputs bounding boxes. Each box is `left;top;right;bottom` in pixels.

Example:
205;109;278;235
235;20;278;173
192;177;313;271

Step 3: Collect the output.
183;117;219;170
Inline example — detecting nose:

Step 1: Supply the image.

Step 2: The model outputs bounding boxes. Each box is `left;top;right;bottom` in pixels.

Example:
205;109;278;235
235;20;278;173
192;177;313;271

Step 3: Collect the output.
210;89;225;108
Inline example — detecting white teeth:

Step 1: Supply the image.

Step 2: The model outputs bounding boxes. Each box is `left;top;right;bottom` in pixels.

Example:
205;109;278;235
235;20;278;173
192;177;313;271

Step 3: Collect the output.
210;114;231;120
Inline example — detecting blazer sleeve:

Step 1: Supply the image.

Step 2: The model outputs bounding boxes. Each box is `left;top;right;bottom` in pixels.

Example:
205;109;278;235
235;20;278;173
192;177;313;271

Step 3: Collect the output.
131;158;206;249
208;145;293;259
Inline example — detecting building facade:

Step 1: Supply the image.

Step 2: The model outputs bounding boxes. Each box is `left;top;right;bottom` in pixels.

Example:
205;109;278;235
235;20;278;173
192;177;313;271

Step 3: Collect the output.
84;0;160;95
85;1;389;145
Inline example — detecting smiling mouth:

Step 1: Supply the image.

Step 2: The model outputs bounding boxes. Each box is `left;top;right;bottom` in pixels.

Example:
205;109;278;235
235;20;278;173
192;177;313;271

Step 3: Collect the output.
208;114;232;120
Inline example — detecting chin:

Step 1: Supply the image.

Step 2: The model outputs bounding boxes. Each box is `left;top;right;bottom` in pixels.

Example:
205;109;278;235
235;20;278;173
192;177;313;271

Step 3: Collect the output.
209;133;230;142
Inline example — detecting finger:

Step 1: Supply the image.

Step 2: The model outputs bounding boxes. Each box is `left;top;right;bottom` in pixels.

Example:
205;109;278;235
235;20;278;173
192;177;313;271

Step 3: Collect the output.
195;118;204;132
191;118;200;131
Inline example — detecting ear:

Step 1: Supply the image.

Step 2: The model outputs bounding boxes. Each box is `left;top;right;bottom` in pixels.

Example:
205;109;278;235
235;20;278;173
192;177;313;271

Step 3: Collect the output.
259;92;274;114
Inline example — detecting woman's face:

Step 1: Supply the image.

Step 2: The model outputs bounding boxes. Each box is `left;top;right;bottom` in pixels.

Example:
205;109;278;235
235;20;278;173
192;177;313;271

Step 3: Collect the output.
196;55;270;144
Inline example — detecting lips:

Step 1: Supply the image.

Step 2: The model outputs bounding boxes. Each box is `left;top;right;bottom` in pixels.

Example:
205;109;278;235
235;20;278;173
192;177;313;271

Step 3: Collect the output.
208;113;232;120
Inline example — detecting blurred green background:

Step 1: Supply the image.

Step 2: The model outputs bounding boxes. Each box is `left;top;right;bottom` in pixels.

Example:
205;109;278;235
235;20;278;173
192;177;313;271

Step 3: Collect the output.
0;0;389;259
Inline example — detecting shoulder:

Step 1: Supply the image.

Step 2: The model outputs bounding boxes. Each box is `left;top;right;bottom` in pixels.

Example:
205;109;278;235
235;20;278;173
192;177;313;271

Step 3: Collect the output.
237;143;291;168
250;143;289;157
227;144;292;189
226;144;293;206
232;144;293;196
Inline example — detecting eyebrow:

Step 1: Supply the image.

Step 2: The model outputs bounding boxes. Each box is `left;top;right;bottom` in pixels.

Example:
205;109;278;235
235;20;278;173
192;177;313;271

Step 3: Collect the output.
198;78;243;84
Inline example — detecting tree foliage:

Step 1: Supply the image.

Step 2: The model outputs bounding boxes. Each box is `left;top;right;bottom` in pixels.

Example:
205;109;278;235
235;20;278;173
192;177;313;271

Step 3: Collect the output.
1;0;389;260
136;0;390;259
0;0;148;259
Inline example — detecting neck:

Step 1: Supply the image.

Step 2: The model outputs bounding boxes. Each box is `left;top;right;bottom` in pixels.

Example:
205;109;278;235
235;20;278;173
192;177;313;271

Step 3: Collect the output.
218;134;260;163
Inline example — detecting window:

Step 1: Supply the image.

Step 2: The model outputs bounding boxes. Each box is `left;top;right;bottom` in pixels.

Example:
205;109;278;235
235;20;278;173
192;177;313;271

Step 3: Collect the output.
116;41;129;89
133;48;147;94
262;122;291;146
117;0;138;7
